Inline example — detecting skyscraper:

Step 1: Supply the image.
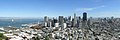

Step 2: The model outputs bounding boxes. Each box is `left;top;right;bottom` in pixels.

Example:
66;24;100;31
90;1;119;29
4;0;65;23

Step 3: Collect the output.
44;16;49;27
44;16;49;22
68;16;72;21
83;12;87;21
64;17;67;23
82;12;88;28
73;13;77;27
52;18;58;27
59;16;64;27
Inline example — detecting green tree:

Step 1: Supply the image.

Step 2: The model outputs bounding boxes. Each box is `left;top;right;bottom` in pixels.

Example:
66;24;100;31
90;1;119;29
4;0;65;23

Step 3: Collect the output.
34;36;40;40
44;36;49;40
0;33;7;40
0;38;2;40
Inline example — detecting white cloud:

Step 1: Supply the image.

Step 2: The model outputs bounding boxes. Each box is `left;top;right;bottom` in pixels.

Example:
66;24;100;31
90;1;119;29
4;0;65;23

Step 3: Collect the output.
75;5;105;12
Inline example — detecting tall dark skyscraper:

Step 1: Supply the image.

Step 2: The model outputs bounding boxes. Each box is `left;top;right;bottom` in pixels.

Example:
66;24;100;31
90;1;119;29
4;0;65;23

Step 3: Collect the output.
83;12;87;21
59;16;64;27
52;18;58;27
64;17;67;23
68;16;72;21
82;12;88;28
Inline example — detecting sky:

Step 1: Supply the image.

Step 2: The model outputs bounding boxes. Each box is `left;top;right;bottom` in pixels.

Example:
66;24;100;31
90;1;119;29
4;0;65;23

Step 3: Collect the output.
0;0;120;18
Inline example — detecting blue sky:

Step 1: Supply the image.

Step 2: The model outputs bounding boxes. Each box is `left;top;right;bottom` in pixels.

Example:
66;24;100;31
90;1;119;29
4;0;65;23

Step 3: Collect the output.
0;0;120;17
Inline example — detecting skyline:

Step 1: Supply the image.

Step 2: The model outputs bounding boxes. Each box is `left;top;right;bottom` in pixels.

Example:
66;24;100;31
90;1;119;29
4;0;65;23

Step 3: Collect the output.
0;0;120;17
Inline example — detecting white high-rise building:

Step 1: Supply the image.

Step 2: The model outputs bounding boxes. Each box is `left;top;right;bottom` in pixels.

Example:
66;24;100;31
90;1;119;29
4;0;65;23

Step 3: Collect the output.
44;22;47;27
55;23;59;27
63;23;67;28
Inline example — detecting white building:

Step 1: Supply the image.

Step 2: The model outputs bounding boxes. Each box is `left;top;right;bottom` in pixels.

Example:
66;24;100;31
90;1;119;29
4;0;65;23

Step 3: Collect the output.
55;23;59;27
63;23;67;29
44;22;47;27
